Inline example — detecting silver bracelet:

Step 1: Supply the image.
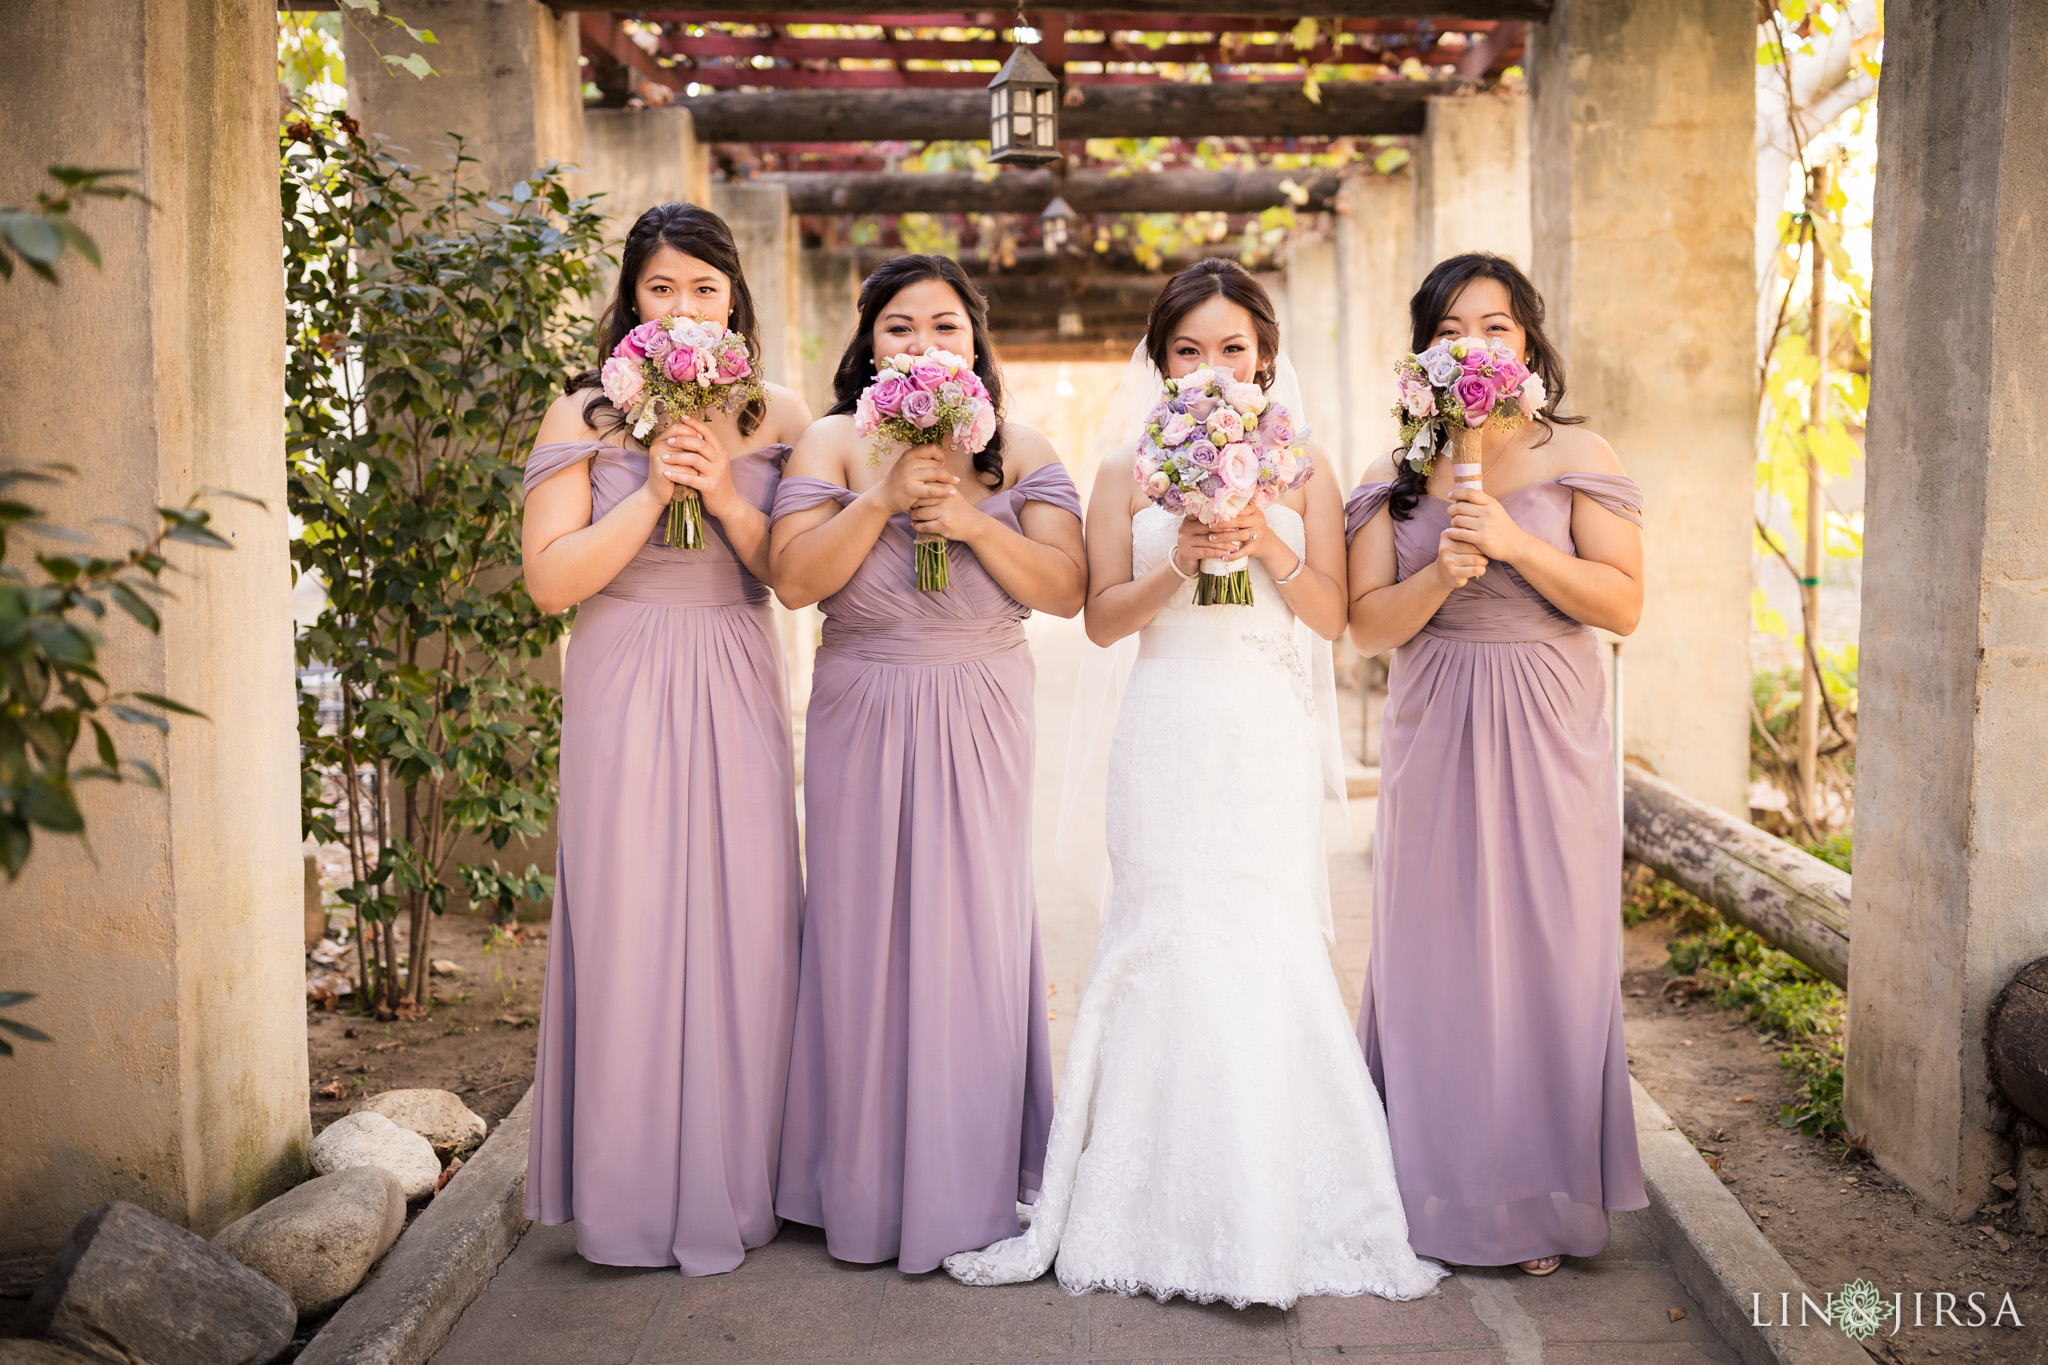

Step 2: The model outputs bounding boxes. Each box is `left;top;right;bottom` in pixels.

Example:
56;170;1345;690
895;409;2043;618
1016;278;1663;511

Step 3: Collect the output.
1273;549;1307;586
1165;547;1196;581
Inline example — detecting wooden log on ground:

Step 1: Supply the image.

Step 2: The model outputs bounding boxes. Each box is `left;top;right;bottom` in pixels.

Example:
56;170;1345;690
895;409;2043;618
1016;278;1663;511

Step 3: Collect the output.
1622;767;1851;988
1992;960;2048;1129
685;80;1454;142
762;168;1339;215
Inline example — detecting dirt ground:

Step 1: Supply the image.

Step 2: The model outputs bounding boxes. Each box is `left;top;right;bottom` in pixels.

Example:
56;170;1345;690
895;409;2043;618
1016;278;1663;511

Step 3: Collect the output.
1623;911;2048;1362
306;909;547;1139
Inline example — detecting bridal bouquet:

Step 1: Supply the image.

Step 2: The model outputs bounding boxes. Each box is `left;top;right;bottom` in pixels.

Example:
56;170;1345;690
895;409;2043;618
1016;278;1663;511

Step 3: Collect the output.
1133;366;1312;606
854;347;998;591
1392;336;1545;486
600;316;763;548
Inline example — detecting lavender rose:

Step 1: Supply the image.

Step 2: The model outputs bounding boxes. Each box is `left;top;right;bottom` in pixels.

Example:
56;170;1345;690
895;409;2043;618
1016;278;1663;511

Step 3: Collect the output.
901;389;941;429
870;373;912;416
1421;347;1461;387
1183;394;1221;422
1187;438;1220;470
1258;411;1295;448
1453;372;1497;424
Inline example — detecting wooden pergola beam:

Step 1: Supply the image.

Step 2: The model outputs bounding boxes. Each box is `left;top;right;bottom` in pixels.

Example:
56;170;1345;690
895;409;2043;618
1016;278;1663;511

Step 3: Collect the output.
553;2;1550;16
683;79;1453;140
764;167;1338;213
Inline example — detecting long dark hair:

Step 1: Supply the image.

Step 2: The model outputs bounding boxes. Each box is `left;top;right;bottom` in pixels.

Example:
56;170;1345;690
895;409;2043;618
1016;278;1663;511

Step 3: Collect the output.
568;202;765;439
1142;258;1280;390
827;254;1006;488
1388;252;1580;521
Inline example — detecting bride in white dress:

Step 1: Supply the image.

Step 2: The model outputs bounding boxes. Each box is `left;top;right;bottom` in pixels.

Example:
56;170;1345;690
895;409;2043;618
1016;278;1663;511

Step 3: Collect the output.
945;260;1446;1309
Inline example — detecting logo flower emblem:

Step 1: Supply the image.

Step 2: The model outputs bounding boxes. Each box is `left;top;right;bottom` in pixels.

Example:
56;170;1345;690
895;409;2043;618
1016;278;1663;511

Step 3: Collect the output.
1831;1280;1895;1341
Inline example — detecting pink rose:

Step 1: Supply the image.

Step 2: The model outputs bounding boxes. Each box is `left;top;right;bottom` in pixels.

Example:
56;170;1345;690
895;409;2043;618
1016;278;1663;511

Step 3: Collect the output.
1206;408;1245;445
620;321;662;360
715;348;752;383
1257;410;1295;448
870;373;912;416
1143;469;1170;498
958;371;989;403
901;390;940;429
1400;380;1436;419
959;401;997;452
1223;380;1267;416
1159;413;1195;447
910;357;950;392
1218;442;1257;491
1460;342;1490;371
663;347;699;383
855;391;880;434
601;355;646;408
1453;372;1496;423
1494;356;1530;390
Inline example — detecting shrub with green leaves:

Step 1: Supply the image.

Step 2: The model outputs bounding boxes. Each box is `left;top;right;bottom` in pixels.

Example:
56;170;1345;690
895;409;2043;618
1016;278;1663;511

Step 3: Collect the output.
282;114;604;1015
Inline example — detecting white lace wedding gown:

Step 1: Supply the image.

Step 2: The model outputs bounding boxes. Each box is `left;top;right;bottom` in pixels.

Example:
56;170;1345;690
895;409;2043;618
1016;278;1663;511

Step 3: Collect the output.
944;506;1448;1309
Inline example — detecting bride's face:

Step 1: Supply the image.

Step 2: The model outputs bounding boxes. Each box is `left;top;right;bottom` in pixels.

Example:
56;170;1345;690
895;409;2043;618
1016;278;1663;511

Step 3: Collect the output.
1165;296;1263;384
1432;276;1527;363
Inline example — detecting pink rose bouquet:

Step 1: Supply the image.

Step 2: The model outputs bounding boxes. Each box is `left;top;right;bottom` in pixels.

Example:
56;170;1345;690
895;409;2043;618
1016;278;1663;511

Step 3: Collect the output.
1390;335;1546;481
1133;366;1313;607
854;346;997;591
600;315;764;548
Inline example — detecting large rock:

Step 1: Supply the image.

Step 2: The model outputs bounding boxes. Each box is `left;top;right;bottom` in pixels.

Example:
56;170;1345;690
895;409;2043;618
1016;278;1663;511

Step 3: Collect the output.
212;1167;407;1316
351;1089;487;1158
308;1112;440;1201
23;1201;295;1365
0;1342;102;1365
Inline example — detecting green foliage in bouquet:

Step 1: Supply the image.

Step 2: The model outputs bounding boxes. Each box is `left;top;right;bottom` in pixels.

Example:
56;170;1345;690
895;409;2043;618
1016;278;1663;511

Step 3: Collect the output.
283;114;604;1015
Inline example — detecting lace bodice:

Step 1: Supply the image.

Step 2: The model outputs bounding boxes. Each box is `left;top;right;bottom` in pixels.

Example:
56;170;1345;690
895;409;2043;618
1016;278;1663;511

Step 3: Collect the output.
1131;504;1312;704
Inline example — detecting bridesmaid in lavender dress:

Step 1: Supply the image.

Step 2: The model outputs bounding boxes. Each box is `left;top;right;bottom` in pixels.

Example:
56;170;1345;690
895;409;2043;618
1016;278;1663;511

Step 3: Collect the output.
768;255;1088;1273
1345;253;1649;1275
520;203;812;1273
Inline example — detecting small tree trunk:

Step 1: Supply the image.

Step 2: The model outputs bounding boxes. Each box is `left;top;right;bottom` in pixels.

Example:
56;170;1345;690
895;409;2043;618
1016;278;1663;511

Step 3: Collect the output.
1796;166;1830;832
409;899;433;1008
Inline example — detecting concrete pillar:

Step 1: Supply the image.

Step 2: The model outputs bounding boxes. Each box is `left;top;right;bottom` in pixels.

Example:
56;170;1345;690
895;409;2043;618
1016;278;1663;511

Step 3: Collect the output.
581;107;713;312
1528;0;1755;815
343;0;583;188
1334;173;1416;485
798;246;860;419
1280;234;1343;467
0;0;306;1254
710;182;804;399
1846;0;2048;1220
1411;93;1532;283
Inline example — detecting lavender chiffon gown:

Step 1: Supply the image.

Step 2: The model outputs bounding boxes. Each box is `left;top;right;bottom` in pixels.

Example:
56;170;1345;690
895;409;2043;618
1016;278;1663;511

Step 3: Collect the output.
1344;473;1650;1267
770;462;1079;1274
524;439;802;1274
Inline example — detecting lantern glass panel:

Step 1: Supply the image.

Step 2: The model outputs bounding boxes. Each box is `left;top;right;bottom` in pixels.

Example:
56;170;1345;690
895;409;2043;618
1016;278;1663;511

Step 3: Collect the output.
993;86;1009;116
1035;88;1054;116
993;120;1010;149
1014;113;1034;142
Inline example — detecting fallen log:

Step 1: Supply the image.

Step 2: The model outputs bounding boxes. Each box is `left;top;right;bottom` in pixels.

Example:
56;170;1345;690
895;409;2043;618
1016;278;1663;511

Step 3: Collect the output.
1623;766;1851;988
1992;960;2048;1129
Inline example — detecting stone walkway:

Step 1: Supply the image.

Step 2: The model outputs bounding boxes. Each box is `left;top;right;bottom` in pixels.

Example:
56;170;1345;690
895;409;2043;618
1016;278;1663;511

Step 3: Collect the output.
431;617;1740;1365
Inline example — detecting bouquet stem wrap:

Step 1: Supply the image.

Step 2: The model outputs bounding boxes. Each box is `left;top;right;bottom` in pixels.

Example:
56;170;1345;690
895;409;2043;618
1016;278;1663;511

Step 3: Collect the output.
914;532;950;591
1449;426;1485;500
664;487;705;549
1195;554;1252;605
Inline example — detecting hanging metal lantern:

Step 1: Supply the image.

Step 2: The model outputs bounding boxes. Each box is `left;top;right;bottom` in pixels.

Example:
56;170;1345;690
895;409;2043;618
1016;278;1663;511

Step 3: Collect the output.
1039;194;1074;252
988;45;1061;166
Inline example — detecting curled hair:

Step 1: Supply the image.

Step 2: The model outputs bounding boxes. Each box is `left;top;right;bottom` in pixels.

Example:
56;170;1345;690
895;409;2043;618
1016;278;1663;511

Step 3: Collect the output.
1142;258;1281;390
567;202;765;439
1388;252;1580;521
827;254;1007;488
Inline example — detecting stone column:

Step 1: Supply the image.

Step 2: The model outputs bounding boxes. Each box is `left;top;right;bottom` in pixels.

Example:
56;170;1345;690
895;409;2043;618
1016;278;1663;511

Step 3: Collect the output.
580;107;713;316
343;0;583;188
1281;233;1343;467
798;246;860;419
1411;93;1531;283
1846;0;2048;1220
711;183;804;400
1528;0;1755;815
1334;173;1416;485
0;0;306;1254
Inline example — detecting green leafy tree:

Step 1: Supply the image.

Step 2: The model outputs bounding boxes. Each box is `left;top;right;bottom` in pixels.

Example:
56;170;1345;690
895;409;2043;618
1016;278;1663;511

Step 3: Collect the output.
282;115;604;1016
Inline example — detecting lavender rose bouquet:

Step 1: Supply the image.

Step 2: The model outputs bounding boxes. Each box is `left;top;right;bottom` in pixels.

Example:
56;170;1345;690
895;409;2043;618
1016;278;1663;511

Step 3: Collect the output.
599;316;764;548
1133;366;1312;606
854;347;998;591
1392;336;1545;494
